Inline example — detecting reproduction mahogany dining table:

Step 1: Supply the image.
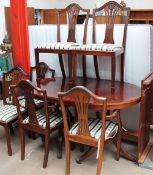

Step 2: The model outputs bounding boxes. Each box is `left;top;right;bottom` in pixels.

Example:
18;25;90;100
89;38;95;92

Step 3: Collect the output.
34;77;141;161
35;77;141;110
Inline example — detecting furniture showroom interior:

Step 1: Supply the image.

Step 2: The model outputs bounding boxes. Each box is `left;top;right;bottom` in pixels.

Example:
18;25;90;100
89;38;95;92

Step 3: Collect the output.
1;0;153;175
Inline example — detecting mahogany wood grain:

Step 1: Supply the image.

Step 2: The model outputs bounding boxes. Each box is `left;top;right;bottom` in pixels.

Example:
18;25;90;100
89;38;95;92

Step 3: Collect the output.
35;77;141;110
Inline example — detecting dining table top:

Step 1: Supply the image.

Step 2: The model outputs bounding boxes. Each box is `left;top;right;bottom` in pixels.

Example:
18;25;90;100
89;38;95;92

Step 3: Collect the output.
35;77;141;110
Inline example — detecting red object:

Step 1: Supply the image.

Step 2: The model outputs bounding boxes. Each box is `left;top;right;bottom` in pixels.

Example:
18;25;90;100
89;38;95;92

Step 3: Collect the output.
10;0;30;74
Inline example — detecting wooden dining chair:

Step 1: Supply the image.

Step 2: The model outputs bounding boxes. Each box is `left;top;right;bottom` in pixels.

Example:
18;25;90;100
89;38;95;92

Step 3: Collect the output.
56;3;90;79
77;1;130;87
36;3;90;80
58;86;122;175
138;72;153;163
30;62;55;82
0;66;28;156
11;79;63;168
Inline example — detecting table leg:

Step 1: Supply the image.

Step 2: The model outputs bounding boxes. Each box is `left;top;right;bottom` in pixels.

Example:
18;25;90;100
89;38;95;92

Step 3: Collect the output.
111;55;116;88
76;147;96;164
68;52;76;84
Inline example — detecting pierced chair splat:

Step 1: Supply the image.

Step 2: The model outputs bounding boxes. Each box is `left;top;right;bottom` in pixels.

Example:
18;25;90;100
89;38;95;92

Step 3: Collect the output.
11;79;63;168
58;86;122;175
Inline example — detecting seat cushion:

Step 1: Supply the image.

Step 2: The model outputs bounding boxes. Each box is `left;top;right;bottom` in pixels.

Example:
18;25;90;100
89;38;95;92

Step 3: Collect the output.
23;109;63;129
73;43;123;52
0;104;25;123
69;119;118;140
19;98;43;108
37;42;80;50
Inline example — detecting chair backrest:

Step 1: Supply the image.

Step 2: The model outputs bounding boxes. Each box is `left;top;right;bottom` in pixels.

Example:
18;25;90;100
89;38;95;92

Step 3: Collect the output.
57;3;90;44
58;86;107;140
30;62;55;81
3;66;29;104
92;1;130;47
138;72;153;160
11;79;50;129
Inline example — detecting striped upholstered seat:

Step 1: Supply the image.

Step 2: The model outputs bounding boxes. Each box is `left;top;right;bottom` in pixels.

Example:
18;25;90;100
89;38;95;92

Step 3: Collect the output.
37;42;80;50
69;119;118;140
72;43;123;52
0;104;25;123
23;109;63;129
19;98;43;108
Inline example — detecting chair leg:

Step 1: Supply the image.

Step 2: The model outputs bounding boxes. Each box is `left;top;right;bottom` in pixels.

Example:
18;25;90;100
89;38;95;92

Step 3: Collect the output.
116;132;121;161
65;140;70;175
57;128;63;159
116;110;122;161
10;124;14;134
82;55;87;79
121;53;124;83
43;134;50;168
20;128;25;160
96;142;105;175
5;126;12;156
94;56;100;80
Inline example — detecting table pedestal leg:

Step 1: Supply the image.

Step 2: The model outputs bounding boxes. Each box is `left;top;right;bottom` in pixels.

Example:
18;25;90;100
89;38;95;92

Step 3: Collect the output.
68;52;76;84
76;147;96;164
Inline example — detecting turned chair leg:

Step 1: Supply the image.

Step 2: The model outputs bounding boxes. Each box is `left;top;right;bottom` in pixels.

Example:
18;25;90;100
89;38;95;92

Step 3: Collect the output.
5;126;12;156
96;142;105;175
65;140;70;175
43;134;50;168
20;128;25;160
57;128;63;159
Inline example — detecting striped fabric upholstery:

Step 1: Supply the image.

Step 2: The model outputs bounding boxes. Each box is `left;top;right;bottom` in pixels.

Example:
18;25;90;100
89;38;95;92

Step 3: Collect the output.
37;42;80;50
0;104;25;123
19;98;43;108
73;43;123;52
23;109;63;129
69;119;118;140
37;42;123;52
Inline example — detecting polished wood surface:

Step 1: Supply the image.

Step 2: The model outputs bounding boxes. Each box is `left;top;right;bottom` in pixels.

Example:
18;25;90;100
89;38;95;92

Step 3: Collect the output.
36;77;141;110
